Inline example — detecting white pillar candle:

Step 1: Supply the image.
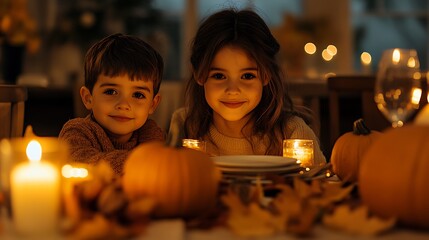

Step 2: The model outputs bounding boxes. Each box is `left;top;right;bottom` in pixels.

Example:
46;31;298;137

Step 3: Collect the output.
10;140;60;235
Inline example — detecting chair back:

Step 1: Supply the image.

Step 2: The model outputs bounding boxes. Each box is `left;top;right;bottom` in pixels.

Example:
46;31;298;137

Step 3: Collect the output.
0;85;28;139
327;75;390;148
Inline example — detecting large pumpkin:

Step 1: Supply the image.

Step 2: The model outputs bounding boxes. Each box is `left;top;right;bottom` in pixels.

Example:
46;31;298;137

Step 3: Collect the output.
122;141;221;218
330;119;380;183
359;125;429;229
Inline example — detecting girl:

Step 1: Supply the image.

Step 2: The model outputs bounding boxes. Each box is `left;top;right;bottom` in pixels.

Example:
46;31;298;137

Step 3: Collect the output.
168;8;326;164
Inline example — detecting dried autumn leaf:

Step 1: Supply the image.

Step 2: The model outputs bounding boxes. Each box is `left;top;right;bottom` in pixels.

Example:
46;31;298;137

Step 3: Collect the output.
226;203;286;237
293;177;313;199
322;204;396;236
309;181;354;207
221;189;286;237
272;181;320;235
69;214;111;239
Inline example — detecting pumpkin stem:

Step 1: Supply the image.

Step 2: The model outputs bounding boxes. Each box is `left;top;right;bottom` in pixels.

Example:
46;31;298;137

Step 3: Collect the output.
353;118;371;135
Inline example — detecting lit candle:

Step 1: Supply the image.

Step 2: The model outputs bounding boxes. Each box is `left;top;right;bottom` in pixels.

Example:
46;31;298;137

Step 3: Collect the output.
10;140;60;235
182;139;206;152
283;139;314;167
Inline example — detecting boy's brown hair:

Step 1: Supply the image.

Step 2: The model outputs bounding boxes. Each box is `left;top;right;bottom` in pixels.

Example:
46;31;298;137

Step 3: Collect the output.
84;33;163;95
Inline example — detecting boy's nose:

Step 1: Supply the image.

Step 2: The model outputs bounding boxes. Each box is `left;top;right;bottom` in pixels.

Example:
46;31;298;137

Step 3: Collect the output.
116;97;131;110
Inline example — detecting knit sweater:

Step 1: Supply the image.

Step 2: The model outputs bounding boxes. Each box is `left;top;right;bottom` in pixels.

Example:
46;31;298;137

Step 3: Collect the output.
59;115;165;175
167;108;326;165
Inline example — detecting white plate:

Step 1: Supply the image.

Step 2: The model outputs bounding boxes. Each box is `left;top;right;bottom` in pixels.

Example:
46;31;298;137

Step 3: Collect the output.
211;155;298;168
217;163;302;174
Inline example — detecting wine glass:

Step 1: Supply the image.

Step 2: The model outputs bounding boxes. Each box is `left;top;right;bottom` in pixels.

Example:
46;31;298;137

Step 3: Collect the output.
374;48;422;128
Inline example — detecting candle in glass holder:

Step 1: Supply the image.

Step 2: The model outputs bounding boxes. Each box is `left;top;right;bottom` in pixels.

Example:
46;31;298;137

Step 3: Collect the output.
182;139;206;152
9;139;64;236
283;139;314;167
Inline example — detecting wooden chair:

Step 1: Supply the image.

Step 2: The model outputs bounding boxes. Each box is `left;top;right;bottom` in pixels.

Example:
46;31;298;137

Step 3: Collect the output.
327;75;390;148
0;85;28;139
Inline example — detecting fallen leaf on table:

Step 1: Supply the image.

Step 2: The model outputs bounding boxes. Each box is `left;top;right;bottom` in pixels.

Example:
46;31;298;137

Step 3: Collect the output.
221;189;286;237
272;181;319;235
322;204;396;236
309;181;354;207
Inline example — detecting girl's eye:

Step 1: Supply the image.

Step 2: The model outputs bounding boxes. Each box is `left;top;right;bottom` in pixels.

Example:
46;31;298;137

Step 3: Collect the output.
210;73;225;80
242;73;256;80
133;92;146;99
103;89;117;95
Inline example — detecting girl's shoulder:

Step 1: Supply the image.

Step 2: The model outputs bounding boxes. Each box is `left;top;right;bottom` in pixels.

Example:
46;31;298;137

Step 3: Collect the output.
283;115;314;136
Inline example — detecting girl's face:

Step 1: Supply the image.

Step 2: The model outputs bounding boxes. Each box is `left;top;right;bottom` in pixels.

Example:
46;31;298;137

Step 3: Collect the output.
81;74;160;143
203;46;265;125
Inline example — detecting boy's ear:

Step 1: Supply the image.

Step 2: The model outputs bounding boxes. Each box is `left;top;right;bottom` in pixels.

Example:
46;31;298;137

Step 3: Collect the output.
80;86;93;110
149;93;161;114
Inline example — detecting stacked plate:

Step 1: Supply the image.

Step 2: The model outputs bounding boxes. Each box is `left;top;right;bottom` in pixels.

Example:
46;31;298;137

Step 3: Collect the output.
211;155;302;179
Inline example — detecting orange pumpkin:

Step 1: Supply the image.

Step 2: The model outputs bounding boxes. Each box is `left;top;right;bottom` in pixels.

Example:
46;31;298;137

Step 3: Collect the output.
330;119;380;183
359;125;429;229
122;141;221;218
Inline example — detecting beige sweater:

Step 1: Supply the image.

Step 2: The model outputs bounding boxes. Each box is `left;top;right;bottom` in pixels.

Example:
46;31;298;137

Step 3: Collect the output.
167;108;326;165
59;115;165;175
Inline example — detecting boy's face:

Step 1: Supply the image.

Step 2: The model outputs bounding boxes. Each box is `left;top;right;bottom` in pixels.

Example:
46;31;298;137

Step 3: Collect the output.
80;74;160;143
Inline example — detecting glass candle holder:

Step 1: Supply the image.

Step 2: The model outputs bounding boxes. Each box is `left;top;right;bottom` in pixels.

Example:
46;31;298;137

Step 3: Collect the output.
0;137;69;236
283;139;314;167
182;139;206;152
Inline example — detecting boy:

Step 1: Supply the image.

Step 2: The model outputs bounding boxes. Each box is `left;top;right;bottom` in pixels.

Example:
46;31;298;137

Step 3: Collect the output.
59;33;164;175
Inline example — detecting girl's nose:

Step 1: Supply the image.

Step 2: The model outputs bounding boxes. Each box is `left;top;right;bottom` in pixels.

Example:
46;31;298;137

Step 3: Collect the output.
226;79;240;94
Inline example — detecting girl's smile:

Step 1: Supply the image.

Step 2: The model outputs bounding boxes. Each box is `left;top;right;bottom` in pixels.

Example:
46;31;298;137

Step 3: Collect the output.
220;100;247;109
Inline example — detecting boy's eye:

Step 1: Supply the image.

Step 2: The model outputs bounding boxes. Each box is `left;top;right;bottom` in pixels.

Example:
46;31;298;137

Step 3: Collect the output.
210;73;225;80
133;92;146;99
242;73;256;80
103;89;117;95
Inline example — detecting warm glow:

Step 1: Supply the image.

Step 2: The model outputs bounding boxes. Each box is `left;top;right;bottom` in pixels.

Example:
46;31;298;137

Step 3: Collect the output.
411;88;422;105
408;57;417;68
283;139;314;167
413;72;421;80
361;52;372;65
392;49;401;63
62;164;89;179
322;49;333;61
326;45;337;56
26;140;42;162
304;42;316;54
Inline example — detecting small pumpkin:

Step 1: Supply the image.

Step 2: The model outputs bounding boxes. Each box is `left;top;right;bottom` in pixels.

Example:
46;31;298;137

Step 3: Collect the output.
330;119;381;183
122;141;221;218
359;125;429;229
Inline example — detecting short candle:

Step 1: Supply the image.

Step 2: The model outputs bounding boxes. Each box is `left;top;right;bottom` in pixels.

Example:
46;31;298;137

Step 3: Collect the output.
283;139;314;167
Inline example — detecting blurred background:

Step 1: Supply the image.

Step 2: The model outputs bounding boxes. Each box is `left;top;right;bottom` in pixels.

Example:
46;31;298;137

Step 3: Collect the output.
0;0;427;153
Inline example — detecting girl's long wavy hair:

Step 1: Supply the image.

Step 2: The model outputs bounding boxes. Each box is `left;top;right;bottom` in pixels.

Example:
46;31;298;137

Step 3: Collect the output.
184;8;312;155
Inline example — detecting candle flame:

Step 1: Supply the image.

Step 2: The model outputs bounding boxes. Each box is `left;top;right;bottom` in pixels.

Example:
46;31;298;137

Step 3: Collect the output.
26;140;42;162
411;88;422;105
392;49;400;63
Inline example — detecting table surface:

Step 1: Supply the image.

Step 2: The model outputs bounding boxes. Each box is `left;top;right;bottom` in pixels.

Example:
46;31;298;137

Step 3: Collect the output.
2;213;429;240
